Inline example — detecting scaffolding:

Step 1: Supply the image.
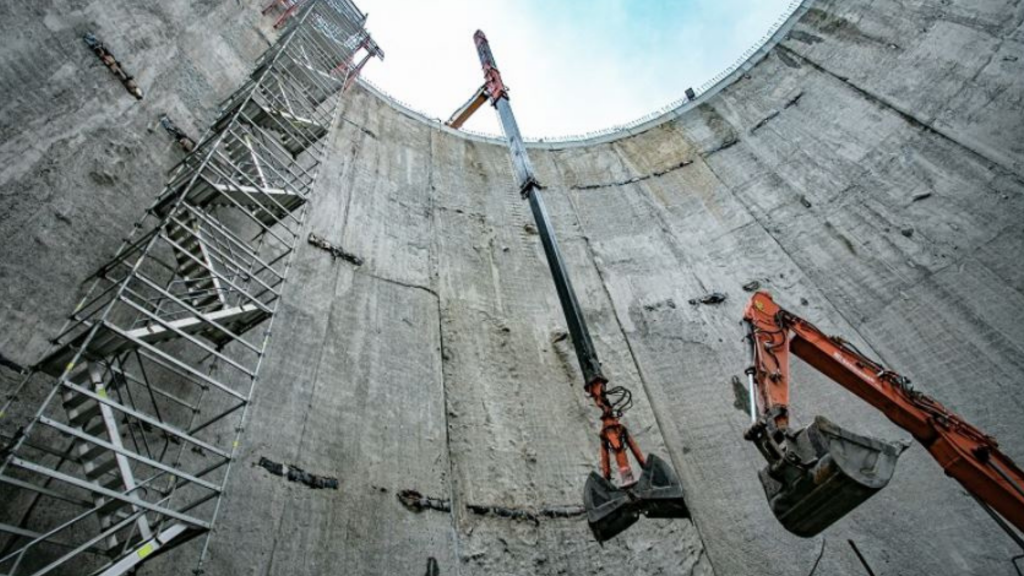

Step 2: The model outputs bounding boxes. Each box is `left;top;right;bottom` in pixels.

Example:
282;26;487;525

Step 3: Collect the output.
0;1;381;574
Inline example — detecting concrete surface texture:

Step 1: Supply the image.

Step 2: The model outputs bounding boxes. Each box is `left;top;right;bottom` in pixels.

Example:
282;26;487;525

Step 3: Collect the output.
1;0;1023;575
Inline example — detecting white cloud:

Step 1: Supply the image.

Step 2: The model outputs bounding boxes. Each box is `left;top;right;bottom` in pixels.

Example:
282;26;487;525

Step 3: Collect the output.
358;0;794;137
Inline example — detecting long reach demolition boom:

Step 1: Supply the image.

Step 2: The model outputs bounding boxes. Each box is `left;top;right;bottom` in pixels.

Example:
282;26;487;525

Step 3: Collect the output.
743;291;1024;537
450;31;690;541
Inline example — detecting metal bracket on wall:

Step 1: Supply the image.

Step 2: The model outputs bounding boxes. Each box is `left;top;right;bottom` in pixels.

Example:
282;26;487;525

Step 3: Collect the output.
83;33;143;100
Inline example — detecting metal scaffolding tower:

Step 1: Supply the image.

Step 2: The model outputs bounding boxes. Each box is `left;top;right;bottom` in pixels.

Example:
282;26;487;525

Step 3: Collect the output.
0;2;381;574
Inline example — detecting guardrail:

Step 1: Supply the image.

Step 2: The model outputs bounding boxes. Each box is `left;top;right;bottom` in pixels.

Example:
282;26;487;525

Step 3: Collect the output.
358;0;813;148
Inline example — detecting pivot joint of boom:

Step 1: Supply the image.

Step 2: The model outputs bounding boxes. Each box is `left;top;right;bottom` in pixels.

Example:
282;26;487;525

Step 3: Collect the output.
474;30;508;103
445;30;510;129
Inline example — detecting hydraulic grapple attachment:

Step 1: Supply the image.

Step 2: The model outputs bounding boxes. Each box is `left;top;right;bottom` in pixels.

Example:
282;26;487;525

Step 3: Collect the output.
584;454;689;542
757;416;904;537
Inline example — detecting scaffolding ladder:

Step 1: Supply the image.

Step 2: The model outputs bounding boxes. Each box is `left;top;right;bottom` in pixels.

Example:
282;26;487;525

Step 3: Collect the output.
0;2;382;574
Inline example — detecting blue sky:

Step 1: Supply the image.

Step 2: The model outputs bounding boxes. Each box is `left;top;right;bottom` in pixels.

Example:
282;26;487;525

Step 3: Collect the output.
358;0;795;137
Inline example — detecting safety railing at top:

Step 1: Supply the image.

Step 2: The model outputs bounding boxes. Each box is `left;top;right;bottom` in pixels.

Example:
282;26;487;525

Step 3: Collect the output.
358;0;811;145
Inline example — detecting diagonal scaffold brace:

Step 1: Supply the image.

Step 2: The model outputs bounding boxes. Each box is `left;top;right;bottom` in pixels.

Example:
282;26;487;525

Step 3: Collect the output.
462;30;690;541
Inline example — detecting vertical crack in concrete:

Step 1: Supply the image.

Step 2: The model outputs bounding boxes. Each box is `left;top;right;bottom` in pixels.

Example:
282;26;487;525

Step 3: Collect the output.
428;128;464;576
337;104;380;243
261;260;344;576
549;156;720;575
433;288;461;575
259;121;368;576
293;123;369;461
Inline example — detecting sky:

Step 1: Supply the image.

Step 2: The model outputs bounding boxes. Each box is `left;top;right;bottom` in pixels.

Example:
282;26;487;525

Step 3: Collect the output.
358;0;796;138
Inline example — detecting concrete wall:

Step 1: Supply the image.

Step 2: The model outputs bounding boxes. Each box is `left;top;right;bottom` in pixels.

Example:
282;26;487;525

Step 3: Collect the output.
2;0;1023;575
0;0;275;364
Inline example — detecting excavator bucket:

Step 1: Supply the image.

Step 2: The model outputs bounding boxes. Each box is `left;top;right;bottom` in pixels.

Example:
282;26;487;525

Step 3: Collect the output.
759;416;904;537
584;454;689;541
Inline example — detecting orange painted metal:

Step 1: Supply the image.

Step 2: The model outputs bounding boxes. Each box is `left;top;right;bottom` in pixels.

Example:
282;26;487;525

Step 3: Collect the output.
445;86;489;129
588;377;645;484
744;290;1024;532
445;31;511;131
474;31;509;103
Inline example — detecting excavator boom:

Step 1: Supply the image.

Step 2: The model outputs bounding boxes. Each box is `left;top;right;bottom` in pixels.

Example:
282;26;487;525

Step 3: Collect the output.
445;85;488;129
457;31;689;542
744;291;1024;536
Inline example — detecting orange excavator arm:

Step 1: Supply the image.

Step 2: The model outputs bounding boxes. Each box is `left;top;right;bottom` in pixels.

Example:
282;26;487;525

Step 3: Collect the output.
743;291;1024;536
445;85;489;129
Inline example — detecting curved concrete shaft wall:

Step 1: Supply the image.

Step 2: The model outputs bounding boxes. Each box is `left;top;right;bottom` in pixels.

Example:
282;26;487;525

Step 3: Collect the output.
1;0;1023;575
0;1;275;364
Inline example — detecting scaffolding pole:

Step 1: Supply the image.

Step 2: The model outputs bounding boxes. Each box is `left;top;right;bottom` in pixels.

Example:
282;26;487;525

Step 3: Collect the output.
0;2;381;574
